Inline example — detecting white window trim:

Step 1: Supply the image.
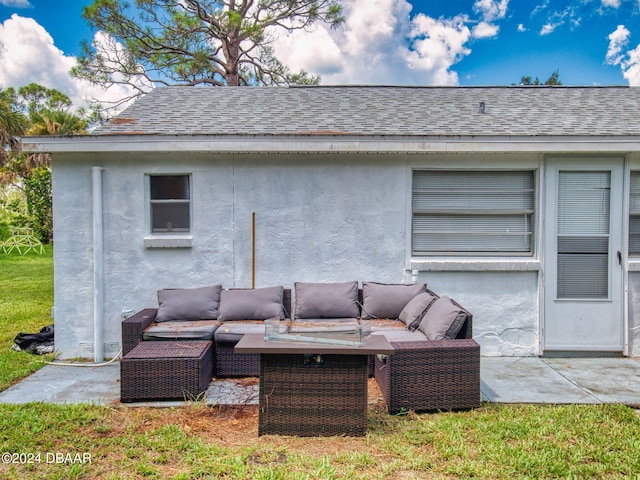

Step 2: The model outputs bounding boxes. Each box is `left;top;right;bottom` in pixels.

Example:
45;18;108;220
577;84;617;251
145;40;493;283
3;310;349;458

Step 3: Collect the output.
410;168;537;257
629;170;640;257
410;258;541;272
144;234;192;248
144;173;193;248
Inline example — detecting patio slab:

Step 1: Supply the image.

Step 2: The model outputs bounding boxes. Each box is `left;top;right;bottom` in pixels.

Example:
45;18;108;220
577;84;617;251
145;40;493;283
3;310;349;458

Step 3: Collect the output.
543;357;640;406
0;363;120;405
1;356;640;406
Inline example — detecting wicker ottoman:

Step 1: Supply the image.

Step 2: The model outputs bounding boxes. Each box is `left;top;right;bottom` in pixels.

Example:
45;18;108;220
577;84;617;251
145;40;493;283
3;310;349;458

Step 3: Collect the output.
375;339;480;413
120;340;213;402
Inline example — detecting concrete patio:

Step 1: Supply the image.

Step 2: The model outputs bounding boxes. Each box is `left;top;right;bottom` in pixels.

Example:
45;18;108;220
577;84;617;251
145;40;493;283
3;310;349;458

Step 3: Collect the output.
1;356;640;407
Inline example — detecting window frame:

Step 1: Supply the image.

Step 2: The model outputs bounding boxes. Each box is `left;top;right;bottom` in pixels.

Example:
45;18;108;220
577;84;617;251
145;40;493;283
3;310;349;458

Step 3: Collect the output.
411;169;536;257
146;173;192;235
629;170;640;257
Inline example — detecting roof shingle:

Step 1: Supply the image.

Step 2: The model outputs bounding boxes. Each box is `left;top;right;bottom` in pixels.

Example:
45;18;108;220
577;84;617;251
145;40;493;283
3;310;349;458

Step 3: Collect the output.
94;85;640;137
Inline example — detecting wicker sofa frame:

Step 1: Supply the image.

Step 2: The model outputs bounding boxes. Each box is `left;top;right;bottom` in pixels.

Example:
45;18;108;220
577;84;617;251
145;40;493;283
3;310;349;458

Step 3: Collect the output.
121;285;480;412
122;289;292;376
369;291;479;413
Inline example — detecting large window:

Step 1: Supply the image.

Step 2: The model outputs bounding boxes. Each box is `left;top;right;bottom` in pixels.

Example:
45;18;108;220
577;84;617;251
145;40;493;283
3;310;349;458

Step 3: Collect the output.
149;174;191;233
412;170;535;256
630;171;640;256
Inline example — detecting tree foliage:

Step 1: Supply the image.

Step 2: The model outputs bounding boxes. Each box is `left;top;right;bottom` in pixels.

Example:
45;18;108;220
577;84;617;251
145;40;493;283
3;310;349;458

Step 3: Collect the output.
1;84;90;188
17;83;95;136
1;84;91;243
72;0;344;104
23;167;53;242
519;70;563;86
0;87;28;171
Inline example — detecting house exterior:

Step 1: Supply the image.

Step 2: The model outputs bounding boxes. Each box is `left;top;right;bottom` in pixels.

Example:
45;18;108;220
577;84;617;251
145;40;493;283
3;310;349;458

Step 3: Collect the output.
24;85;640;360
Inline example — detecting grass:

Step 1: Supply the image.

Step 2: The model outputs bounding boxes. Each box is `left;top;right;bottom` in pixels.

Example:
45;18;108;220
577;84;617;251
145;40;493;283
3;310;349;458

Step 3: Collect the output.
1;247;640;479
0;246;54;390
0;402;639;479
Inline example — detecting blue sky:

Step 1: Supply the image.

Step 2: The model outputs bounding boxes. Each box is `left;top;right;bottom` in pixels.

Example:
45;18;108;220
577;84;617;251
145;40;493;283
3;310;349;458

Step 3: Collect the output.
1;0;639;108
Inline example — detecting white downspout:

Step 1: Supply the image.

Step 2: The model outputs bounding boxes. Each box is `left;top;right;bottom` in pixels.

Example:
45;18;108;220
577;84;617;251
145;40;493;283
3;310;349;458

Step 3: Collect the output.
92;166;105;362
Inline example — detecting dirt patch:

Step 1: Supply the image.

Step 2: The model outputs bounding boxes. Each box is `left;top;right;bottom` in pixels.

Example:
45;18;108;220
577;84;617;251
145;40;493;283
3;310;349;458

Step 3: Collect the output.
101;379;386;446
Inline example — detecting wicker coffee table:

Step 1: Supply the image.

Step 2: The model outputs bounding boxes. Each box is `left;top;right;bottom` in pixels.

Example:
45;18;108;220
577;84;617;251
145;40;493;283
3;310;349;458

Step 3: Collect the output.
235;334;393;436
120;340;213;402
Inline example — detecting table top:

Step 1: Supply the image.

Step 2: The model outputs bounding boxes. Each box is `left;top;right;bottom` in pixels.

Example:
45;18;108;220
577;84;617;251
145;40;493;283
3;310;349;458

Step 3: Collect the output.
234;333;394;355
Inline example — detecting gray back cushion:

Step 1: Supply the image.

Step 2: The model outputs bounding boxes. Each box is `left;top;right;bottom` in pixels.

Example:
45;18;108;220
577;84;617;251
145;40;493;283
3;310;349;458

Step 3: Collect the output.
361;282;427;319
218;286;284;321
418;296;467;341
398;291;438;330
294;281;359;319
156;284;222;322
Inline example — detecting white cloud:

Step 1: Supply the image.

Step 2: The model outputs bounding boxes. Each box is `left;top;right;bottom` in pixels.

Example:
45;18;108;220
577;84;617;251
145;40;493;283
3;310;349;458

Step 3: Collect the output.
0;0;30;7
621;44;640;85
273;25;343;75
517;23;527;32
0;14;138;112
606;24;630;65
472;21;499;39
407;14;472;84
532;3;581;35
606;24;640;85
540;23;557;35
0;15;76;92
474;0;509;21
274;0;480;85
601;0;621;7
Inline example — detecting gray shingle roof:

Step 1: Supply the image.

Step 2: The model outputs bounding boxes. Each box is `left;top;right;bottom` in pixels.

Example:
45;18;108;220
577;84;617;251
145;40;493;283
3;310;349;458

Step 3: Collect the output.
94;85;640;137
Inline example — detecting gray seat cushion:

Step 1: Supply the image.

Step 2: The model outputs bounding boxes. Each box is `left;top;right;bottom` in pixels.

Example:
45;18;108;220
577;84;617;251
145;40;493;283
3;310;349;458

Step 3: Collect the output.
372;329;428;342
370;318;407;332
214;321;265;343
142;320;220;341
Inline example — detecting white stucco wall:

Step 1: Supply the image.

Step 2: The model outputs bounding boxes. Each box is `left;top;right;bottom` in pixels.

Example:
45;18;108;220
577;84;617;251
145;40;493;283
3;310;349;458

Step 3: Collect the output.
51;151;542;358
417;271;539;356
627;273;640;357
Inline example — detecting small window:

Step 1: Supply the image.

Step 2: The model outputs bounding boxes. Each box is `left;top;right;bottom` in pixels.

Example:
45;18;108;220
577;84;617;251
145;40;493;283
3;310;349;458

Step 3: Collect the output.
630;171;640;256
149;175;190;233
412;170;535;256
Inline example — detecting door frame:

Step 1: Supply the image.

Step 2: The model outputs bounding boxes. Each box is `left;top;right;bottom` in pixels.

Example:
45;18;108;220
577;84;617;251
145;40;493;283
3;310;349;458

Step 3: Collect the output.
540;155;628;355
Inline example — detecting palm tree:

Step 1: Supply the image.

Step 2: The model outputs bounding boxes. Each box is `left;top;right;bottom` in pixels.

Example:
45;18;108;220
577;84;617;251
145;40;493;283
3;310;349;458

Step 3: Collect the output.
0;87;28;168
0;88;29;187
27;109;88;136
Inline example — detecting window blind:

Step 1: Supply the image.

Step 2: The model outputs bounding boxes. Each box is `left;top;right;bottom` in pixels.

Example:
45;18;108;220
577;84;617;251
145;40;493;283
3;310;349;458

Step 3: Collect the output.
629;171;640;256
412;170;534;255
556;171;610;299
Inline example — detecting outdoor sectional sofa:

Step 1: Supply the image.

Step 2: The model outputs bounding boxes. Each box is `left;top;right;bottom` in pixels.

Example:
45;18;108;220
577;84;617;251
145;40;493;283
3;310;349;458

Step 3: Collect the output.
121;281;480;412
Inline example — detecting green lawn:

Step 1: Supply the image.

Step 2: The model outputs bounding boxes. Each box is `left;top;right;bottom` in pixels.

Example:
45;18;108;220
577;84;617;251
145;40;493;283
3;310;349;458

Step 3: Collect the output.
1;402;639;479
0;246;54;390
1;248;640;479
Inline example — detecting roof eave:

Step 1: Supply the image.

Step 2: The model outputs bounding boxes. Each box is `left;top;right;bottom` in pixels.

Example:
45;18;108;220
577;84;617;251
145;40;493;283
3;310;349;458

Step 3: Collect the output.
22;133;640;154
